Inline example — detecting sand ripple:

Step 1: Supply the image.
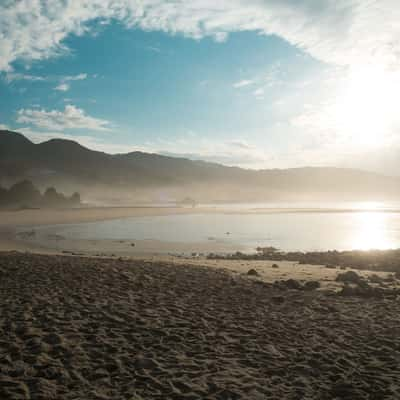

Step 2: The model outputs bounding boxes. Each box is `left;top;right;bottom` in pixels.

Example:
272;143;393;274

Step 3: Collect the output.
0;252;399;399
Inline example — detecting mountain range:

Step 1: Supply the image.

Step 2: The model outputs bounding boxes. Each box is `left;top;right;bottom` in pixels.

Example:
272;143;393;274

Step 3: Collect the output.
1;130;399;203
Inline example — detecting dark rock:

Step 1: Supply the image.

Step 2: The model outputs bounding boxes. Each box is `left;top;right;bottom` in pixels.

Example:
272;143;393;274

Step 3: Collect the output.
368;274;384;284
357;279;370;289
331;381;361;398
303;281;320;291
336;270;362;284
283;279;303;290
325;264;336;269
339;283;384;298
271;264;279;268
339;285;357;296
247;269;259;276
273;280;286;290
271;296;285;304
43;333;62;345
0;380;31;399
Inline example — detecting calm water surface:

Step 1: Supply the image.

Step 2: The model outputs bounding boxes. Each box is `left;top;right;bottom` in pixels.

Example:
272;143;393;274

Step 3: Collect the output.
34;203;400;252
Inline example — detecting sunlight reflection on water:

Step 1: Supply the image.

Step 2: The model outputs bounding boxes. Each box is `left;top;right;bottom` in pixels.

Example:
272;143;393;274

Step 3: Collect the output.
31;208;400;252
349;212;397;250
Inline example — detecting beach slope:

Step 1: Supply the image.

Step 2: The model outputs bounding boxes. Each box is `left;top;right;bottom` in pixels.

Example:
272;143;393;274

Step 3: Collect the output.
0;252;399;399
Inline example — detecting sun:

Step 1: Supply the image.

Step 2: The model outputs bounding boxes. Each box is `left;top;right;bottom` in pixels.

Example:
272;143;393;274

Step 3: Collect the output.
330;64;400;148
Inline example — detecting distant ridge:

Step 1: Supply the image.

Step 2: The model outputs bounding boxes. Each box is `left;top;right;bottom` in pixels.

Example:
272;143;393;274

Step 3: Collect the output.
1;130;399;202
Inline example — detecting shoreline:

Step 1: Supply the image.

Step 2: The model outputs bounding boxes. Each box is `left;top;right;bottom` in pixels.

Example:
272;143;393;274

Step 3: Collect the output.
0;206;218;254
2;205;400;263
2;204;400;227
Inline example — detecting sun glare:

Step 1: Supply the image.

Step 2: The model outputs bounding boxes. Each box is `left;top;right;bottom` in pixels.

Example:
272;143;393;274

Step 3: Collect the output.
350;211;395;250
330;65;400;148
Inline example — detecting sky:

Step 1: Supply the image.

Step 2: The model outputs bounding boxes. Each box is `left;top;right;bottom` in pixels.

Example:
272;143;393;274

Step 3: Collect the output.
1;0;400;174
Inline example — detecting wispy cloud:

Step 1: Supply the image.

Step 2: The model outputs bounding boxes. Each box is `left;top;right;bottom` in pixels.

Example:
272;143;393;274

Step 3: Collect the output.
54;83;70;92
145;46;161;53
63;73;87;82
227;140;254;150
253;88;265;100
3;71;89;94
54;73;87;91
2;1;399;72
233;62;282;98
233;80;254;89
4;72;46;83
16;105;112;132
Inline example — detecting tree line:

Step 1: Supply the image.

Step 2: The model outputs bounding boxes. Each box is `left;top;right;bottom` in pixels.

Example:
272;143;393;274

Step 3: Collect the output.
0;180;81;208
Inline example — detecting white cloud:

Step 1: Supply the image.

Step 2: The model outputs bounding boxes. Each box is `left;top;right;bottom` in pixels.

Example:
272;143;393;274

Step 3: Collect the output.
63;73;87;81
0;124;10;130
2;1;400;72
253;88;265;99
54;73;88;92
4;72;46;83
54;83;70;91
3;71;88;89
233;79;254;89
145;46;161;53
227;140;254;150
53;73;87;91
16;105;112;132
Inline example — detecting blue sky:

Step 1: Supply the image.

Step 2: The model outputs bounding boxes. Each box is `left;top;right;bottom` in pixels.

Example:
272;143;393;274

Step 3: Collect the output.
1;1;400;173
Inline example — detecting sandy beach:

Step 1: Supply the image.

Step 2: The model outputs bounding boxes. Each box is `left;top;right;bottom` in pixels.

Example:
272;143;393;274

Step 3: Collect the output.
0;252;399;399
1;207;400;399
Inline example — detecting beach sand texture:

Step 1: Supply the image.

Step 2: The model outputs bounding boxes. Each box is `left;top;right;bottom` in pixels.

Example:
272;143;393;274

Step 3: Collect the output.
0;252;399;399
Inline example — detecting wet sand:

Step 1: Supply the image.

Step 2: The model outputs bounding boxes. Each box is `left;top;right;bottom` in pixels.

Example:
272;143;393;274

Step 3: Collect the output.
1;252;399;399
0;206;216;228
0;206;232;255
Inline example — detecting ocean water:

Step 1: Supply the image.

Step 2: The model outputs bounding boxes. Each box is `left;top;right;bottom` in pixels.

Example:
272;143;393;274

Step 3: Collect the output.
33;203;400;252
